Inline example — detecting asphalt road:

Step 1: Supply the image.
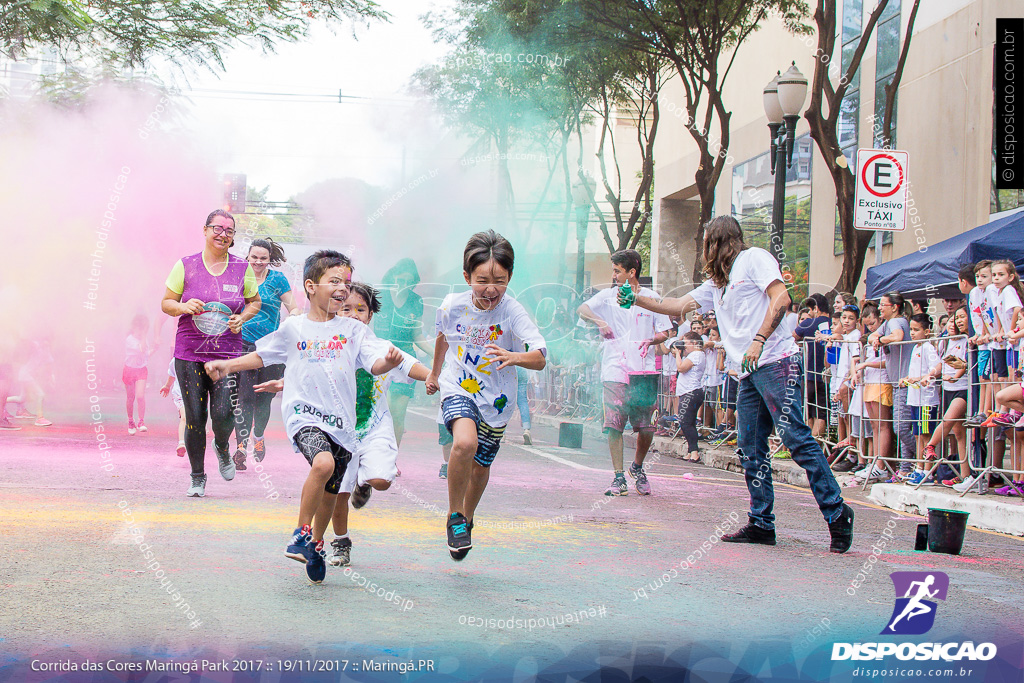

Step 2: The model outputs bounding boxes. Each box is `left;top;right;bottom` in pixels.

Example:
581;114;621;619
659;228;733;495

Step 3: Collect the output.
1;398;1022;681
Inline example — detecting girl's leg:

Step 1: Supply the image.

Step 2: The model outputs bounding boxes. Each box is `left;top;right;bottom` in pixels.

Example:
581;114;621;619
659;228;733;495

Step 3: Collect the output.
176;360;210;475
135;379;147;425
125;380;136;423
953;424;970;478
208;372;240;452
177;407;186;445
235;366;257;449
878;403;893;470
866;402;881;465
447;418;478;515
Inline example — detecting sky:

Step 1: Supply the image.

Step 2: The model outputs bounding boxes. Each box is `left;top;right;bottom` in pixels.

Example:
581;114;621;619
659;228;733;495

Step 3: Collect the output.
168;0;455;199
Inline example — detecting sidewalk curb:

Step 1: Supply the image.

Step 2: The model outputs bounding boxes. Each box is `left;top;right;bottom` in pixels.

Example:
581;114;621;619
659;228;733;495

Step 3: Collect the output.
868;483;1024;537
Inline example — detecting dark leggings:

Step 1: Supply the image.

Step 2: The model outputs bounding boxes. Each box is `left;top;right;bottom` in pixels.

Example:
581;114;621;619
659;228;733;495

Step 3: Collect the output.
678;388;704;453
175;359;239;476
234;360;285;446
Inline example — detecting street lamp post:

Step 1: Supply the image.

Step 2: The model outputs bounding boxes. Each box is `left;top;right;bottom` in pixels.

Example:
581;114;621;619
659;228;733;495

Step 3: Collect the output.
762;62;808;267
571;176;595;296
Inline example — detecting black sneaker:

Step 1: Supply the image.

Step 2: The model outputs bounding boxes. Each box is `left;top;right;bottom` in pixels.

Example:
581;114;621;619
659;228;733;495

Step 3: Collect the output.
215;442;236;481
851;462;867;474
721;523;777;546
328;537;352;567
828;503;855;554
832;458;857;473
233;445;247;472
447;512;472;560
306;539;327;584
351;483;372;509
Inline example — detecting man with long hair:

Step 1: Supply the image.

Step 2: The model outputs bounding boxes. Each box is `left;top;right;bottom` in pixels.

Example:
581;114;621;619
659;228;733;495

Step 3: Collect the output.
624;216;854;553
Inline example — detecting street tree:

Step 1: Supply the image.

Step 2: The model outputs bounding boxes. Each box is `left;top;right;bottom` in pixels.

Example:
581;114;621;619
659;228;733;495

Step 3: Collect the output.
804;0;921;293
578;0;810;281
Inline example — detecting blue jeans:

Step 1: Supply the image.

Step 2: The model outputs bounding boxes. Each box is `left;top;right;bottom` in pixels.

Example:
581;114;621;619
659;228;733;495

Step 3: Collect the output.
516;367;531;430
737;354;844;530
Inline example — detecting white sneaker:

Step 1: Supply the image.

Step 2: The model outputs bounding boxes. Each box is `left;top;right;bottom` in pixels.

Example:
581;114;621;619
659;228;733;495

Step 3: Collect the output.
865;467;889;483
137;422;148;433
952;475;989;494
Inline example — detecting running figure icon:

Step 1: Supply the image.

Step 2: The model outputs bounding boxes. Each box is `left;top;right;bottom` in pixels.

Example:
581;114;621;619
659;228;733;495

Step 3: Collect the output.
881;571;949;635
887;575;939;631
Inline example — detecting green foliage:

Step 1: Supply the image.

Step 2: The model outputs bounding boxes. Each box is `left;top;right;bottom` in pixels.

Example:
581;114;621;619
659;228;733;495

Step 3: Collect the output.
1;0;387;71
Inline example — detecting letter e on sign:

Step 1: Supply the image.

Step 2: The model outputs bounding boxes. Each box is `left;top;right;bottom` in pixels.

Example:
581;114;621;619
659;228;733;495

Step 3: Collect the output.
854;148;909;232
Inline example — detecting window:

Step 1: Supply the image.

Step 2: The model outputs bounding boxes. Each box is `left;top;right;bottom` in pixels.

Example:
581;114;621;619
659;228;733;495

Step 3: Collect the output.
732;136;813;297
874;8;901;148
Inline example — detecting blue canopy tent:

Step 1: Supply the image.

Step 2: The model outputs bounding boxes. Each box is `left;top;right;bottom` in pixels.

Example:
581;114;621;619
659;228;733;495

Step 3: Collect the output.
864;210;1024;300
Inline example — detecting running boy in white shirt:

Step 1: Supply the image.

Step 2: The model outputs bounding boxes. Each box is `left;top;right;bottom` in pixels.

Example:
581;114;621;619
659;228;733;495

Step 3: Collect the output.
205;250;404;584
426;231;547;561
577;249;673;496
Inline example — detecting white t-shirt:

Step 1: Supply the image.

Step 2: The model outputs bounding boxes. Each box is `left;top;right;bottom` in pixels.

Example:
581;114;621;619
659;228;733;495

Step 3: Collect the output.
703;346;724;386
907;341;940;406
832;329;862;395
675;350;706;396
435;291;546;428
689;248;798;376
125;334;147;369
584;285;672;384
255;315;392;452
997;286;1022;346
968;287;985;340
862;341;889;385
941;337;969;391
984;284;1003;349
167;359;182;402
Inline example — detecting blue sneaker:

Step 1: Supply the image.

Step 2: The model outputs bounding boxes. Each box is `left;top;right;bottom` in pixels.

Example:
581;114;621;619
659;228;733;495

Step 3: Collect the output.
306;539;327;584
285;526;312;564
904;470;935;486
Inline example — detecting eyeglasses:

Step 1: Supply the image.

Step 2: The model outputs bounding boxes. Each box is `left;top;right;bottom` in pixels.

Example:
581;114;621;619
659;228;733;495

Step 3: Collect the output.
206;224;236;237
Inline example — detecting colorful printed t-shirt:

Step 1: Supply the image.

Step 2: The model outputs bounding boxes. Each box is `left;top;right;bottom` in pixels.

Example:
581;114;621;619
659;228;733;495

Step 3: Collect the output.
166;252;258;362
254;315;391;452
435;291;546;428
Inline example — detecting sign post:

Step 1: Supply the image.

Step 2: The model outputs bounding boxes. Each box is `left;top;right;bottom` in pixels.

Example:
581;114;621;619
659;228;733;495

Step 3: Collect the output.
854;149;909;266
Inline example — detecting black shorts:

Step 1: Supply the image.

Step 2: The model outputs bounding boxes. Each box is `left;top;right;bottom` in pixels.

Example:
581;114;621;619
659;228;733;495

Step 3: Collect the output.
724;376;738;409
991;349;1009;378
806;381;829;421
292;426;351;494
941;389;968;415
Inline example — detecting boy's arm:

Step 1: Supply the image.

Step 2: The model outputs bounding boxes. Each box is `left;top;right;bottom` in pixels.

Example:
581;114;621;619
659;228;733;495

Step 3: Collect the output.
482;345;546;371
205;351;265;381
425;333;448;394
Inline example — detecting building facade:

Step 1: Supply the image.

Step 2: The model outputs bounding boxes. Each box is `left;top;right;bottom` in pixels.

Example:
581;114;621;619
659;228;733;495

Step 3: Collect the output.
653;0;1023;298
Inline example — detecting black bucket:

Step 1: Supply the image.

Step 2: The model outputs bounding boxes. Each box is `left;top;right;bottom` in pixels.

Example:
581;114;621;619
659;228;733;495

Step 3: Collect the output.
927;508;970;555
559;422;583;449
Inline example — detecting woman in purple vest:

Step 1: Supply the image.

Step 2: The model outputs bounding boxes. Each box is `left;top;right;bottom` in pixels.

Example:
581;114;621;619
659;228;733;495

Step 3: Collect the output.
161;209;261;497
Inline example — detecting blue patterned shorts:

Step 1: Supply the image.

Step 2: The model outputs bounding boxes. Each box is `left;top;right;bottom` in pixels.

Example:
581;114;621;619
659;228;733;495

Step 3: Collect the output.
441;395;506;467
